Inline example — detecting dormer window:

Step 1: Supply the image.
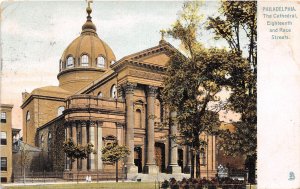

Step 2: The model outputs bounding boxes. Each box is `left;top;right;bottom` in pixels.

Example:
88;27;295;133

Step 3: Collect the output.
97;56;105;68
81;55;89;67
67;57;74;68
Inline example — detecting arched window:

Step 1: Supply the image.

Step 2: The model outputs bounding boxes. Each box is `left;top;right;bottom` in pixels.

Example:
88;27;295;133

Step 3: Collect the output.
200;148;206;165
110;85;117;99
97;92;103;98
97;56;105;68
66;56;74;68
26;111;30;122
57;106;65;116
135;109;142;128
81;55;89;67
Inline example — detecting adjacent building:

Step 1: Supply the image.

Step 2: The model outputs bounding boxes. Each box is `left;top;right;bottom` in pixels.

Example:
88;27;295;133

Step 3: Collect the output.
0;104;13;182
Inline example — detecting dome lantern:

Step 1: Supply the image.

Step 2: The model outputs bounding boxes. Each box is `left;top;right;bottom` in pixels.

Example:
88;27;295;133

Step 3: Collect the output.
82;1;97;35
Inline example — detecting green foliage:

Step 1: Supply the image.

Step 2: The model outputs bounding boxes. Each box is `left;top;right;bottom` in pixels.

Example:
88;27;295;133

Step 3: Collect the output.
207;1;257;157
163;1;257;178
219;122;256;156
207;1;257;70
163;46;249;147
63;138;95;162
101;142;130;163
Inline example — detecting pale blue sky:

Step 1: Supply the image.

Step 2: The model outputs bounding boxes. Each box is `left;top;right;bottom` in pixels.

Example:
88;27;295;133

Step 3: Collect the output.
1;1;232;128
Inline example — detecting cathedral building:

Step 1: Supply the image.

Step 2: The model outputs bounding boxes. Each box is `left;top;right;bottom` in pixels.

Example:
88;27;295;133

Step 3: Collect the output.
21;4;217;179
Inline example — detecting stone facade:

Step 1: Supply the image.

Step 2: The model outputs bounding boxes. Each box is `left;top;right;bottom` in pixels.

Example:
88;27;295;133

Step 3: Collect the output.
20;5;217;180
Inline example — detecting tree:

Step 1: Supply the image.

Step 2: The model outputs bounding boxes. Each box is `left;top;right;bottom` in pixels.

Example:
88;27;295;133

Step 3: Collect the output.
101;142;130;182
207;1;257;183
63;138;95;174
162;1;250;178
19;144;31;184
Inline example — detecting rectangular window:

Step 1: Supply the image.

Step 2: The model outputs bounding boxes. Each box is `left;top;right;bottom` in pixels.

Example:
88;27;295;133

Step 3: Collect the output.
1;177;7;182
0;112;6;123
1;157;7;171
0;132;7;145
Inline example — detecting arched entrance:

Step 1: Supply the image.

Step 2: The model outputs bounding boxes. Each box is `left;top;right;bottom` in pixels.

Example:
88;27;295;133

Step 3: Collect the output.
134;146;142;173
178;149;183;172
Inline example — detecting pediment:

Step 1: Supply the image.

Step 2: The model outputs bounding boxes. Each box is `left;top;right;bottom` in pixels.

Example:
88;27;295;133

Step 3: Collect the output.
138;52;171;67
111;42;180;71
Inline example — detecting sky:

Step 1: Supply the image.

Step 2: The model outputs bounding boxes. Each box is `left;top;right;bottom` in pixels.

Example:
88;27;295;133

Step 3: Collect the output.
0;1;238;129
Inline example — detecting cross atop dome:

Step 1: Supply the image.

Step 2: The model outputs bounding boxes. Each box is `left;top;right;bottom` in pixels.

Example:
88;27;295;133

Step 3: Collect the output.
82;0;96;34
86;0;93;17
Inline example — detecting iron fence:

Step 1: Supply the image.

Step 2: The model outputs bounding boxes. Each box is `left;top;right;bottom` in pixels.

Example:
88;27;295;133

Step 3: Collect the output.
13;171;64;183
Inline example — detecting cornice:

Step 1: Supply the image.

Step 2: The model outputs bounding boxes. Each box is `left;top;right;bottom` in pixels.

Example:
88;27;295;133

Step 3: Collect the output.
0;104;14;109
21;95;66;109
64;108;125;117
110;42;175;71
66;94;124;103
57;67;105;79
113;59;166;73
37;114;64;131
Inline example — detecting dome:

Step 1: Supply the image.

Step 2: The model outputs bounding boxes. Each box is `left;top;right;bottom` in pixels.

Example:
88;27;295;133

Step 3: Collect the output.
59;7;116;74
60;34;116;70
57;5;116;93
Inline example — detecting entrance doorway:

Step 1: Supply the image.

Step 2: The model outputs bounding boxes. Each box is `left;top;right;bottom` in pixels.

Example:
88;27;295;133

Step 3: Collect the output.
134;147;142;173
155;142;166;173
178;149;183;172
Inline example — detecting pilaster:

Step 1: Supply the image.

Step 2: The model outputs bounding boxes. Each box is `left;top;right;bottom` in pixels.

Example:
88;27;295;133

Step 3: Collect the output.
81;121;87;171
89;121;96;170
97;122;103;170
71;121;77;171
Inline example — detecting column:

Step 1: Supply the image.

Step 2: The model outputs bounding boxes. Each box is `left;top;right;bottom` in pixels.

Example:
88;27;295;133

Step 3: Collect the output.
72;122;77;171
97;122;103;170
144;86;159;174
168;111;182;173
89;121;96;170
81;121;87;171
184;146;191;173
65;123;71;171
124;82;138;174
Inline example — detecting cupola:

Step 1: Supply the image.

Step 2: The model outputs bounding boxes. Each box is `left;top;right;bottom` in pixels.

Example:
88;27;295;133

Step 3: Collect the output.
57;3;116;92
